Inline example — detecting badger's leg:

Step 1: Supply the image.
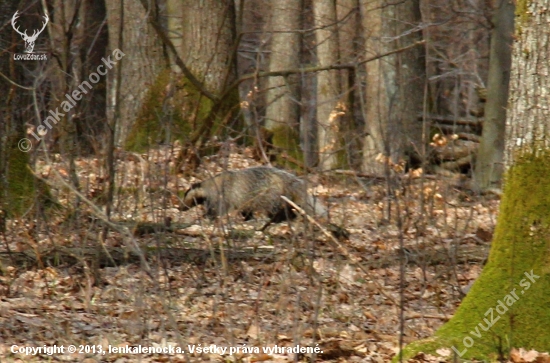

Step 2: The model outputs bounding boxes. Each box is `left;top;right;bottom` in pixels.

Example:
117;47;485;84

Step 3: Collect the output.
205;207;218;219
259;206;297;232
259;219;273;232
241;210;254;221
270;206;297;222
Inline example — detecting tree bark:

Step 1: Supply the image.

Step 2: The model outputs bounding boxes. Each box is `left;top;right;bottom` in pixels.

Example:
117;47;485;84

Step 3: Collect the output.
105;0;164;145
314;0;342;170
337;0;362;169
359;0;425;175
179;0;237;94
264;0;303;166
505;0;550;165
473;0;514;192
165;0;184;74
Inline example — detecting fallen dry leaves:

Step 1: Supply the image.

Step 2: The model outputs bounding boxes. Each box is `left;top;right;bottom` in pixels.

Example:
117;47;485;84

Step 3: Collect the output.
0;146;521;362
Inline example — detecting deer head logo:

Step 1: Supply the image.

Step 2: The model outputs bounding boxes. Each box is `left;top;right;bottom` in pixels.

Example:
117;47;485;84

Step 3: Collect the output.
11;11;49;53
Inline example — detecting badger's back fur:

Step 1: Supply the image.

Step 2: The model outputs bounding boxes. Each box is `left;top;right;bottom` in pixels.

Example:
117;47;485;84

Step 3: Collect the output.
182;167;327;222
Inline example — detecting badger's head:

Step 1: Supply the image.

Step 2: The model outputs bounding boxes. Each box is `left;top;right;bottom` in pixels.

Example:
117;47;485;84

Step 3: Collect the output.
180;182;206;211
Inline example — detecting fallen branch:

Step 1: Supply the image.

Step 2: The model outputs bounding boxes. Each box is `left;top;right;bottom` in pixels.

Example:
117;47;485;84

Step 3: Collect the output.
405;313;449;321
0;246;277;268
440;154;474;170
419;113;483;127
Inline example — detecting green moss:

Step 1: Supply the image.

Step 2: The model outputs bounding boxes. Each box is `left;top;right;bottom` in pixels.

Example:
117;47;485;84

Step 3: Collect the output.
515;0;531;34
126;68;242;157
2;145;34;215
336;145;350;169
210;86;242;140
270;125;303;169
126;69;208;151
0;139;54;217
399;151;550;362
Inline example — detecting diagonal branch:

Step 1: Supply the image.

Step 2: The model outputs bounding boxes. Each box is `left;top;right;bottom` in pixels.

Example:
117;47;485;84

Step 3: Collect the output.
138;0;219;101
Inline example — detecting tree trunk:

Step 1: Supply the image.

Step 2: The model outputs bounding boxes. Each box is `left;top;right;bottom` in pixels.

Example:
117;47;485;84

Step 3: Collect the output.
105;0;164;145
179;0;237;94
314;0;342;170
48;0;108;156
359;0;424;174
127;0;239;165
337;0;362;169
165;0;184;74
0;1;53;216
402;0;550;360
505;0;550;166
473;0;514;192
264;0;303;166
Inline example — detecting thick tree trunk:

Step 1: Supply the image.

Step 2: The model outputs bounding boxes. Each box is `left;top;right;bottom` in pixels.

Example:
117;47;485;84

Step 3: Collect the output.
402;0;550;360
179;0;237;94
127;0;239;164
105;0;164;145
505;0;550;165
473;0;514;192
359;0;424;174
48;0;80;190
264;0;303;166
314;0;342;170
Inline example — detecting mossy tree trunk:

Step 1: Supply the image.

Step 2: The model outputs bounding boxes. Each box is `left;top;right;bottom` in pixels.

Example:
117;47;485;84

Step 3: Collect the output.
0;1;50;217
128;0;239;163
1;139;38;217
401;0;550;361
402;155;550;361
264;0;303;167
179;0;239;146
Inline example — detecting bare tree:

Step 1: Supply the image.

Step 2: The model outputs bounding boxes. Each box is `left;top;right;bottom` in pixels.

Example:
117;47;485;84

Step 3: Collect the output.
177;0;237;94
314;0;343;170
473;0;514;192
360;0;425;175
336;0;362;169
264;0;303;166
105;0;164;145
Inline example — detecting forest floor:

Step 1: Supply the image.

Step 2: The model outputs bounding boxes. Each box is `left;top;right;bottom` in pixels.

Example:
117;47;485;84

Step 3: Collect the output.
0;145;509;363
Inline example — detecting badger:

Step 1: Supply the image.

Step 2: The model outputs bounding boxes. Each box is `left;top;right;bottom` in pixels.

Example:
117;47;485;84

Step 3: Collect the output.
181;166;328;225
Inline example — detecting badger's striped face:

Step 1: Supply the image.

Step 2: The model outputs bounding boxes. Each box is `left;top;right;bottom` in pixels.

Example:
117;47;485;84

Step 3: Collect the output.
182;183;206;210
